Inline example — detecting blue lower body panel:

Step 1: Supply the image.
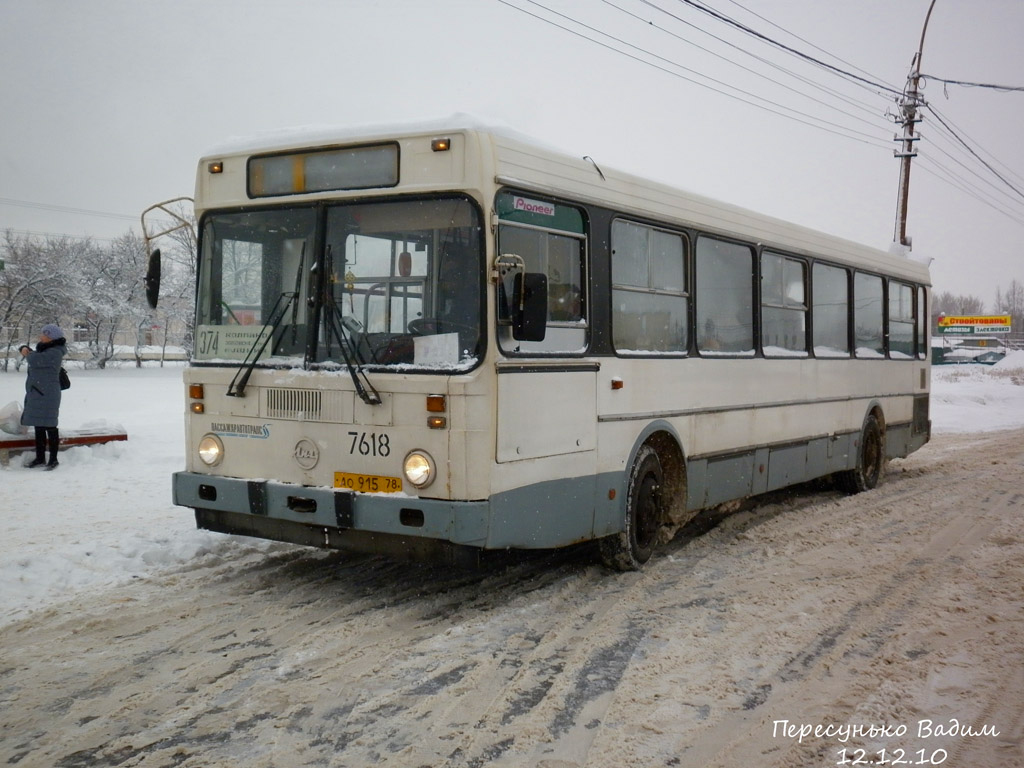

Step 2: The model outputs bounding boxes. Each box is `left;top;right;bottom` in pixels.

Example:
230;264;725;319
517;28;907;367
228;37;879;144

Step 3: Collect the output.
172;471;613;556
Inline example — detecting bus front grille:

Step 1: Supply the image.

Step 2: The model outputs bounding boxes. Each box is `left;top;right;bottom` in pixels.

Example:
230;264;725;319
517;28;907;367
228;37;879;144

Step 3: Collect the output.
266;388;322;420
264;388;353;422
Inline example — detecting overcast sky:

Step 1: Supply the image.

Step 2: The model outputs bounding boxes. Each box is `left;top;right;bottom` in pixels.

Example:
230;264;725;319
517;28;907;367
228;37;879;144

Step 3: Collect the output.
2;0;1022;308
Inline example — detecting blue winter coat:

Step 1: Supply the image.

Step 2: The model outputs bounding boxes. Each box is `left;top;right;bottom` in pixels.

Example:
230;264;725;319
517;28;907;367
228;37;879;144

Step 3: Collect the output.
22;338;66;428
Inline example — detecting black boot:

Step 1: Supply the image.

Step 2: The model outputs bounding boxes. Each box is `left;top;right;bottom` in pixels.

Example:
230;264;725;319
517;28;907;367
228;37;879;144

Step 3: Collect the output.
28;428;46;467
45;428;59;469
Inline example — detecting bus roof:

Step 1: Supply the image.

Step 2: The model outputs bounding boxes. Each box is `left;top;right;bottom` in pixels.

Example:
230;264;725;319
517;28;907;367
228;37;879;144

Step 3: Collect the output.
197;116;930;284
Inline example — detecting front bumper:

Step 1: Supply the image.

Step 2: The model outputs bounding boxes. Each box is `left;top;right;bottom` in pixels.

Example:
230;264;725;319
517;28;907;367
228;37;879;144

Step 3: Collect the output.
173;471;489;548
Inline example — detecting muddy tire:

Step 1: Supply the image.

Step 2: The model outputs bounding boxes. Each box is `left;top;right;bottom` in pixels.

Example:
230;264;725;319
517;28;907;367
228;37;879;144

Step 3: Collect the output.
837;414;885;494
599;445;664;571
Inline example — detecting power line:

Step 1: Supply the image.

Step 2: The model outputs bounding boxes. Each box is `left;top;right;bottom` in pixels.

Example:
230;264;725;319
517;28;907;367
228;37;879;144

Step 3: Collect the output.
921;75;1024;93
926;105;1024;202
498;0;892;149
604;0;891;134
683;1;1024;227
1;228;124;244
916;160;1024;228
924;119;1024;203
919;134;1024;218
924;134;1024;212
719;0;900;93
923;105;1024;191
672;0;903;97
0;196;137;222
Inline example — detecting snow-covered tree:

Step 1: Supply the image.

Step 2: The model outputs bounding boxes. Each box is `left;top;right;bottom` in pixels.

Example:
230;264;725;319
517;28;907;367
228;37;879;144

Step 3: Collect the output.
0;231;85;370
932;291;985;320
994;279;1023;320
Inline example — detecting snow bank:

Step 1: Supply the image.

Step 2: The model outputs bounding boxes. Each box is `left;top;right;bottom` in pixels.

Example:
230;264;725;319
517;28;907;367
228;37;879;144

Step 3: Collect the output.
993;349;1024;371
0;366;281;626
931;363;1024;433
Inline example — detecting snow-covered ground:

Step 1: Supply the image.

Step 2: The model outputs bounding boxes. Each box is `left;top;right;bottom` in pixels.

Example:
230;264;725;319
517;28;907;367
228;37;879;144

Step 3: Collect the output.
3;355;1024;768
2;354;1024;628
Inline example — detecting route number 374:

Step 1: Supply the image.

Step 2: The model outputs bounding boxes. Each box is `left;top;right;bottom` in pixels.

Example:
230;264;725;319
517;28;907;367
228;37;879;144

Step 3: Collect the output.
348;431;391;457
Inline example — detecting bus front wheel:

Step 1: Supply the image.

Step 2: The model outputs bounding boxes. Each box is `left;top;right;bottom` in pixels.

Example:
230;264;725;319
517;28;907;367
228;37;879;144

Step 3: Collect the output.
837;414;885;494
600;445;664;571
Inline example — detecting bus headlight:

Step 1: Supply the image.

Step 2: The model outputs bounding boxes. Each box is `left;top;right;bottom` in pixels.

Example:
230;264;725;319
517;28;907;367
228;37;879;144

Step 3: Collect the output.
403;450;435;488
198;434;225;466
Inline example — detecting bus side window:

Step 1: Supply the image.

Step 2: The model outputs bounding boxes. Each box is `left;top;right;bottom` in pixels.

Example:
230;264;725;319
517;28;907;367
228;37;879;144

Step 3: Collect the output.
854;272;884;358
696;236;755;356
611;219;688;355
812;263;850;357
761;251;808;356
497;223;586;354
888;280;915;359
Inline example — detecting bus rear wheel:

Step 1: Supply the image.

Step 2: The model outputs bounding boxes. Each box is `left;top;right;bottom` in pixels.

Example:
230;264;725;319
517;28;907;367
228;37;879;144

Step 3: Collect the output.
600;445;663;571
837;414;885;494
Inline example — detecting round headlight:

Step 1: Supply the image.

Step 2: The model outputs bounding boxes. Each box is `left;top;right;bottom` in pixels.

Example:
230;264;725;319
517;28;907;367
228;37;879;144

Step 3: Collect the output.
403;450;435;488
198;434;224;466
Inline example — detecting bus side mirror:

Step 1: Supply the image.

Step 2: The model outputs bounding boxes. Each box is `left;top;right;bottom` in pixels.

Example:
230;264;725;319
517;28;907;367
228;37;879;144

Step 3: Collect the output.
512;272;547;342
145;249;162;309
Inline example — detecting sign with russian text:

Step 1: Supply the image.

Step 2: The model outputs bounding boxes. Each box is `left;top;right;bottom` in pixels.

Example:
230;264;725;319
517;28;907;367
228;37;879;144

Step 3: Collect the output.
937;315;1010;327
937;315;1011;335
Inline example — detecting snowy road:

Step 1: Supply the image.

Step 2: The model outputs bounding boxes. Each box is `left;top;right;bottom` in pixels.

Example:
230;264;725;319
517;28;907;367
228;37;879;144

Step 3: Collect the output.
2;428;1022;768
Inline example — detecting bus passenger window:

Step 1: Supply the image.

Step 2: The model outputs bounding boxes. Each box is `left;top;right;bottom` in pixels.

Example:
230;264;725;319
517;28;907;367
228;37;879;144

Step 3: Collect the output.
496;199;587;355
812;263;850;357
761;251;807;356
854;272;884;358
611;220;688;354
696;237;754;356
889;281;915;359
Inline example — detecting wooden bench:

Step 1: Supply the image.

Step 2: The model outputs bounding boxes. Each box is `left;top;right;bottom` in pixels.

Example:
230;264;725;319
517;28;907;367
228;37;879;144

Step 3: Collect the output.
0;428;128;467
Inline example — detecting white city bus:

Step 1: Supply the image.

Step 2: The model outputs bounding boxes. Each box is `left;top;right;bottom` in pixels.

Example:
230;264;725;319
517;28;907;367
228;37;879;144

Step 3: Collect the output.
150;119;930;569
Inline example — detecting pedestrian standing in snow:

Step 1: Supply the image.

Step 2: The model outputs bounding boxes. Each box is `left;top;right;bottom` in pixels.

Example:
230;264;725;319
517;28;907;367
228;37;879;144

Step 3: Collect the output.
19;323;67;469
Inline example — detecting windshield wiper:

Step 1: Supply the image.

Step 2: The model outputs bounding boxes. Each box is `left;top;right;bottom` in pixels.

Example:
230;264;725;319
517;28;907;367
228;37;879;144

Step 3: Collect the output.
322;295;382;405
226;291;298;397
289;242;306;348
316;243;381;406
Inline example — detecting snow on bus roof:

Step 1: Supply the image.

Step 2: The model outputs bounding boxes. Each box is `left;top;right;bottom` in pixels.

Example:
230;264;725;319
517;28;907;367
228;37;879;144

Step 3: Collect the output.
201;112;567;158
199;115;930;277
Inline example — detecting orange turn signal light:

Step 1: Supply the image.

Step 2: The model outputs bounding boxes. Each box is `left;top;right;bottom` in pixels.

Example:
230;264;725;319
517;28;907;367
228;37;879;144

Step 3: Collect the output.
189;383;205;399
426;394;446;413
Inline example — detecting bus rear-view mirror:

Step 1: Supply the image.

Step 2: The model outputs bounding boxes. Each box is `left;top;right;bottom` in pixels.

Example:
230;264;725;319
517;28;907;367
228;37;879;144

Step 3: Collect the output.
145;249;162;309
512;272;547;342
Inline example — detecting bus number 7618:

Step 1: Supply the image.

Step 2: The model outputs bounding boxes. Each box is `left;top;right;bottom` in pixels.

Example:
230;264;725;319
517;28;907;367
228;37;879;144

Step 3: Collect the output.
348;431;391;457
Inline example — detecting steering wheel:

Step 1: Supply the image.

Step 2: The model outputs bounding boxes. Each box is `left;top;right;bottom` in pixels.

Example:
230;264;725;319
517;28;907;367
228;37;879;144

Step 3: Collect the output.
408;318;440;335
408;318;476;337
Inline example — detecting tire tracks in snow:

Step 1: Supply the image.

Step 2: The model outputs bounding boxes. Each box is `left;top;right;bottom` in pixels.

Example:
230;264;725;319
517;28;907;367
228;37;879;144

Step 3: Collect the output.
1;429;1022;767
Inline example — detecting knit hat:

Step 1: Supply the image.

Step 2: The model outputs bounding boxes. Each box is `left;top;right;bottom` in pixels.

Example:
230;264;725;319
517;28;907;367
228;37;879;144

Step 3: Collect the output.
41;323;64;340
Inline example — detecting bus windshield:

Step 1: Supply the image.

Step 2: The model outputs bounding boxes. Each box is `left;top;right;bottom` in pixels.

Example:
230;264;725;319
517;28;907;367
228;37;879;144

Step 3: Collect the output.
195;197;483;371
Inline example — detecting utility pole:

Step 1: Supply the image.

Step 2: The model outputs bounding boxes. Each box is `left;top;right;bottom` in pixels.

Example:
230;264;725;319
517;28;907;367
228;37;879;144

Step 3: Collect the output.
894;0;937;250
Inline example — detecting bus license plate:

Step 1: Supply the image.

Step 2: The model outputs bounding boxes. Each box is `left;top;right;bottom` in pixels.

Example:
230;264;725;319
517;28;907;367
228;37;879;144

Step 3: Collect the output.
334;472;403;494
